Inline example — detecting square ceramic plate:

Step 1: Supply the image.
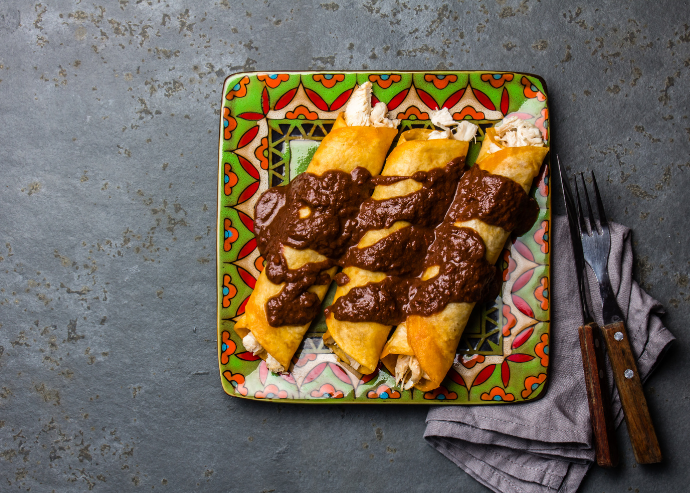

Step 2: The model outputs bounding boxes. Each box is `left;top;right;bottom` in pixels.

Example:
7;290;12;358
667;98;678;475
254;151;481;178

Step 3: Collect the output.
217;71;551;403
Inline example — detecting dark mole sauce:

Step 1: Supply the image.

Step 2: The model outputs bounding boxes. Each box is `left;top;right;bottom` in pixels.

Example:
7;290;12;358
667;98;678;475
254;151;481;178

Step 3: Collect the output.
334;272;350;286
337;157;467;278
325;225;500;325
326;161;538;325
255;153;538;327
448;165;539;237
357;157;466;231
254;167;374;326
255;167;373;261
340;225;435;278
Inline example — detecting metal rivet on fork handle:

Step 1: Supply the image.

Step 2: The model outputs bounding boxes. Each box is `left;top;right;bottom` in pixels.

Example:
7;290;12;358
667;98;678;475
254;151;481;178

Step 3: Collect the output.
614;332;624;341
625;369;634;379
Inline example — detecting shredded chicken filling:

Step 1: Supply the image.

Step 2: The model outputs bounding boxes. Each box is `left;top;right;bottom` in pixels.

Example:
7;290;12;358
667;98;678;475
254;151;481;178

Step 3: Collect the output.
344;81;400;129
488;115;544;152
427;108;479;141
323;335;362;371
394;355;431;390
242;332;285;373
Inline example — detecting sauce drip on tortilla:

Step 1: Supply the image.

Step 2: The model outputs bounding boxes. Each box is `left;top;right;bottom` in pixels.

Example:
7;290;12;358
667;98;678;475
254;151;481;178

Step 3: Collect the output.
254;167;373;327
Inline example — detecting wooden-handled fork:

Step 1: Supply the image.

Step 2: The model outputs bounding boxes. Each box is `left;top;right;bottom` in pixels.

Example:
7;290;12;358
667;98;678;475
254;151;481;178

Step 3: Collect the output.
572;168;662;464
558;157;619;467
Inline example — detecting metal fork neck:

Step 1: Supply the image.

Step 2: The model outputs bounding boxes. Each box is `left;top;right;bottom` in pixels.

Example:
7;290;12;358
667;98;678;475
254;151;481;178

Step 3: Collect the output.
592;266;625;324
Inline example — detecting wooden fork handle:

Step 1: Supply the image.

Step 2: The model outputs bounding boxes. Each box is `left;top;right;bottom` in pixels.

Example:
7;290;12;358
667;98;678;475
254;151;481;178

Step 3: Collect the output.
601;321;663;464
578;322;619;467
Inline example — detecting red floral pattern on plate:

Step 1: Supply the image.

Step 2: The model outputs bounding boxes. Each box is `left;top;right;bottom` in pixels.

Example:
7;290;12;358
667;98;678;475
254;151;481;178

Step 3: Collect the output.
481;73;514;88
311;383;345;398
220;331;236;365
254;137;269;170
521;76;546;102
257;73;289;89
226;76;250;101
481;387;515;402
424;386;458;400
221;274;237;308
534;220;549;254
224;218;239;252
424;73;458;89
369;74;401;89
454;106;485;120
313;74;345;88
255;384;288;399
535;277;549;310
535;334;549;367
286;105;319;120
367;385;401;399
397;106;429;120
223;107;237;140
223;370;248;396
522;374;547;399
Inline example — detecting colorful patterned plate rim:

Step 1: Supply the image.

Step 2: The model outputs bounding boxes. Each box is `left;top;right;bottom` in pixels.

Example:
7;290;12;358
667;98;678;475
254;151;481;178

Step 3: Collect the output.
217;70;551;404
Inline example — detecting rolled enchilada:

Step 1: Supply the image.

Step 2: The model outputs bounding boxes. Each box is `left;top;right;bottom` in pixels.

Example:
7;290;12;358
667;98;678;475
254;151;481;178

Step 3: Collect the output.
381;116;549;391
233;82;399;372
323;110;478;375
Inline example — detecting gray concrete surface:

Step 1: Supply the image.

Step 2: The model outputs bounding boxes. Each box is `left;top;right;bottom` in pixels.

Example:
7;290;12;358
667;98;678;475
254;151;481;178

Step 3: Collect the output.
0;1;688;491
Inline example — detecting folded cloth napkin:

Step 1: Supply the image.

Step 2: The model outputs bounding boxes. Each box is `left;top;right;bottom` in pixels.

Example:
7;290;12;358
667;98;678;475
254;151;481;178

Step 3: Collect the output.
425;216;675;493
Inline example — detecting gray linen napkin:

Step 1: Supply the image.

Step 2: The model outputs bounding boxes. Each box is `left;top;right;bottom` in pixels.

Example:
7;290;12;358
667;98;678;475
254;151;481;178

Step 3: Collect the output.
425;216;675;493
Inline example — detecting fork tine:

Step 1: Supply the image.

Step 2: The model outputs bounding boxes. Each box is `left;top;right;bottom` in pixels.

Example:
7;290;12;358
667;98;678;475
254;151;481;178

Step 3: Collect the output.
573;175;589;236
580;173;598;234
590;171;609;229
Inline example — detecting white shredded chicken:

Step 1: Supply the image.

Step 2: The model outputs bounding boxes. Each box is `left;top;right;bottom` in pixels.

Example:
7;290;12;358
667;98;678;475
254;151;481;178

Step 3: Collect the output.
346;355;361;371
454;120;480;142
242;332;263;354
344;82;400;128
323;335;361;371
265;353;285;373
242;332;285;373
394;355;431;390
493;115;544;148
427;108;479;142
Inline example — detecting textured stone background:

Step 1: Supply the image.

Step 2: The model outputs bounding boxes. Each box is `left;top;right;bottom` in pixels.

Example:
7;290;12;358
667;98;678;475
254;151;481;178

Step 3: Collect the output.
1;1;688;491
